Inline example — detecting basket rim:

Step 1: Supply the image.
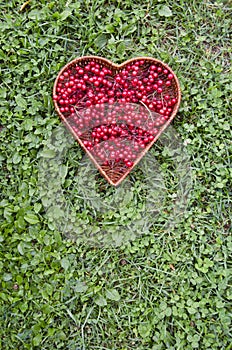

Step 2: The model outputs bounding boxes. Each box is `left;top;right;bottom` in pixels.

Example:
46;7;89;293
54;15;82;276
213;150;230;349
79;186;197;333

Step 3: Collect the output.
52;55;181;186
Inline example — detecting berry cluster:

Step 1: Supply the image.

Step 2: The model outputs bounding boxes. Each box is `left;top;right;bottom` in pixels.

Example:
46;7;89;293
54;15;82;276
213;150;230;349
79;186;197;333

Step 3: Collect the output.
69;103;165;136
53;58;178;171
54;59;177;116
80;122;157;168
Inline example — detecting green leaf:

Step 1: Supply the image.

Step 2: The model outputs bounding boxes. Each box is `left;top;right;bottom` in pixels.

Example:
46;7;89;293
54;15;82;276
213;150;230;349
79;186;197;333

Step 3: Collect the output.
95;295;107;306
73;281;88;293
3;273;12;281
0;88;7;98
23;119;34;131
95;34;108;49
4;207;13;222
12;153;22;164
20;302;28;313
33;334;42;347
61;258;70;271
44;269;55;276
47;205;64;220
15;95;27;109
34;203;42;213
122;191;133;206
138;323;152;338
105;288;120;301
16;215;26;229
60;9;73;21
122;24;137;36
39;149;57;158
24;213;40;224
0;292;8;301
117;42;126;56
17;243;24;255
59;165;68;181
158;5;172;17
28;9;41;20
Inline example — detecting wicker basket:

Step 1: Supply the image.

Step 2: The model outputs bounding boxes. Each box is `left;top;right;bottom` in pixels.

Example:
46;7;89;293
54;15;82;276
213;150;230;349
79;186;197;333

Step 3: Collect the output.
53;56;181;186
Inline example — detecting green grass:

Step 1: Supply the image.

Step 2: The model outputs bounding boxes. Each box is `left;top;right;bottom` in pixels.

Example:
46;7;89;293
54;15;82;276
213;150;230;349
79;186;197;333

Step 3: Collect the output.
0;0;231;349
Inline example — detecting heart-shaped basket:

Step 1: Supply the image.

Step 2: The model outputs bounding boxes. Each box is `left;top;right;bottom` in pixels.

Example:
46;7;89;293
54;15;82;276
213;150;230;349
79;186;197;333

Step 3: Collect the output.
53;56;181;186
